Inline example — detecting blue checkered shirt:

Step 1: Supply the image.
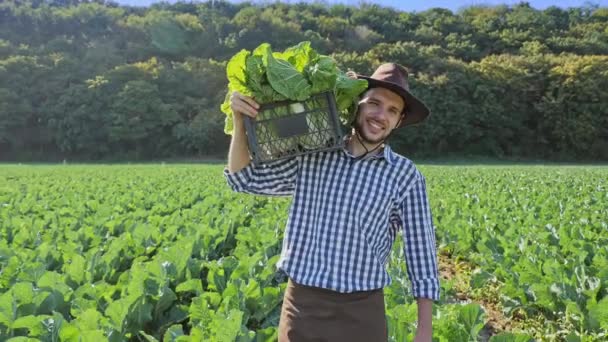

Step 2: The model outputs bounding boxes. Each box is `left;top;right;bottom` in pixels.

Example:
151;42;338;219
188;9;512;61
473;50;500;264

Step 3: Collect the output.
224;144;440;300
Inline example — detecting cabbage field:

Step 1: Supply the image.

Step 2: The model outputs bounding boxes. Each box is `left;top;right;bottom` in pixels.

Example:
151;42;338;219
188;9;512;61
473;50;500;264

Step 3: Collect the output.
0;164;606;342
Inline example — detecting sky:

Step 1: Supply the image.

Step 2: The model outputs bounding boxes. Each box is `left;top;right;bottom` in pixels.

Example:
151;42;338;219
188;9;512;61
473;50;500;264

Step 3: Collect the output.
113;0;608;12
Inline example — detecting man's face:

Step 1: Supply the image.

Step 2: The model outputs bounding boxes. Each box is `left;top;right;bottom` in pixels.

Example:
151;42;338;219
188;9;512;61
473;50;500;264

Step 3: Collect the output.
354;87;405;145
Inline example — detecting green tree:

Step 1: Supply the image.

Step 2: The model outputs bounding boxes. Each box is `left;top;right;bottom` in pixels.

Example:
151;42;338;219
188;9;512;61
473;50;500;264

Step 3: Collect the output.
49;82;111;158
536;55;608;159
1;0;607;161
109;80;179;159
0;88;32;153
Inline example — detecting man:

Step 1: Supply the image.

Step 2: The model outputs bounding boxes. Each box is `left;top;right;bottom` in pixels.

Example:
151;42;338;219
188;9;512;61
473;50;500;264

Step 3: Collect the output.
224;63;439;342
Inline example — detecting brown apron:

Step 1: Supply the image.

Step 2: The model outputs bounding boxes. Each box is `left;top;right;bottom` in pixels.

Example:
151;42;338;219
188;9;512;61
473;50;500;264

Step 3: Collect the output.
278;278;388;342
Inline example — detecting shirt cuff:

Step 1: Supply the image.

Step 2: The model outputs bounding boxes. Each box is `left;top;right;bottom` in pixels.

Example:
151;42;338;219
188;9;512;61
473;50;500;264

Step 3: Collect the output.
223;164;254;193
411;278;440;301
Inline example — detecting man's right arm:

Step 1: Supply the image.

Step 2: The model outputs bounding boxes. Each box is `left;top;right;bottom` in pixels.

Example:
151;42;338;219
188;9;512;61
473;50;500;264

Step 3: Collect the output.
228;92;259;173
224;92;299;197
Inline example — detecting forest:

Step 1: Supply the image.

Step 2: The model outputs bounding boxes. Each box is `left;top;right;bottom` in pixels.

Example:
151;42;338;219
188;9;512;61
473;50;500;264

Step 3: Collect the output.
1;0;607;161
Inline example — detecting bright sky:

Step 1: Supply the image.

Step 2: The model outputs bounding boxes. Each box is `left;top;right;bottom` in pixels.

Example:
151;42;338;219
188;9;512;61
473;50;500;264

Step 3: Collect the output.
114;0;608;12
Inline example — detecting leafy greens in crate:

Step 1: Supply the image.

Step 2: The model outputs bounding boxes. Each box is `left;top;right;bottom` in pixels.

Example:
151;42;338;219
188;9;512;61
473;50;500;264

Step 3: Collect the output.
220;42;368;136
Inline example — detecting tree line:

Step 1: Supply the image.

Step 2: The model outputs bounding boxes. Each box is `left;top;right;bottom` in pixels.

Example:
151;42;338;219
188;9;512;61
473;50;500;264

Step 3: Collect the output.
1;0;607;161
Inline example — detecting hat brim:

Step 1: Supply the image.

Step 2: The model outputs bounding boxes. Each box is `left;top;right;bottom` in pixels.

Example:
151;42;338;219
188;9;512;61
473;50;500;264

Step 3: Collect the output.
358;76;431;127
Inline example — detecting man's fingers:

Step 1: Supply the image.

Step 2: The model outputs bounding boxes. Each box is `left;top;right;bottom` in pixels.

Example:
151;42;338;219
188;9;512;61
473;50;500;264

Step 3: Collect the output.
232;103;258;118
241;96;260;110
230;91;260;120
232;100;258;117
231;91;260;109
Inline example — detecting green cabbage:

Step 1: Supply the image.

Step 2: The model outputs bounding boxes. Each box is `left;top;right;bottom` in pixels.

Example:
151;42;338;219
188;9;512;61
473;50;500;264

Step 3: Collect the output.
221;41;367;135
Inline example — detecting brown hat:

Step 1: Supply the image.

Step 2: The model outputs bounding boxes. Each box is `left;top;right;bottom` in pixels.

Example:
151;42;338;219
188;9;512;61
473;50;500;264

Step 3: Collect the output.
356;63;430;127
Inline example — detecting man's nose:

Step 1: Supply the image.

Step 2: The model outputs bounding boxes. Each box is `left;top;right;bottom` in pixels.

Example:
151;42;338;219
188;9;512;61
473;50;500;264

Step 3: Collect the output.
369;108;389;120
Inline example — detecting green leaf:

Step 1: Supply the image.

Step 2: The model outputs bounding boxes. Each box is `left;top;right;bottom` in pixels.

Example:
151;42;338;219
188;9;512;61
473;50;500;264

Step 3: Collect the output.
80;330;108;341
105;298;129;331
254;327;277;342
42;312;65;341
261;45;312;101
6;337;40;342
36;290;66;316
458;303;485;339
175;279;203;296
126;297;154;334
12;315;49;337
58;321;81;342
159;240;193;282
306;56;337;94
155;305;189;334
188;296;213;327
274;41;317;73
71;309;105;332
0;284;24;327
105;295;152;334
222;49;253;135
37;271;72;301
221;92;234;135
529;282;556;311
565;332;582;342
155;287;177;318
587;296;608;330
226;50;252;96
163;324;184;342
335;73;368;124
489;332;534;342
65;254;87;286
210;309;244;342
139;330;160;342
18;263;46;284
245;55;285;104
470;269;494;289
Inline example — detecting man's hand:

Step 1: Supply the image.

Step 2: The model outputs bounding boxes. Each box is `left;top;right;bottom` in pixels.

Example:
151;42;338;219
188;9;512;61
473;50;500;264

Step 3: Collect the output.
230;91;259;122
227;91;260;173
414;298;433;342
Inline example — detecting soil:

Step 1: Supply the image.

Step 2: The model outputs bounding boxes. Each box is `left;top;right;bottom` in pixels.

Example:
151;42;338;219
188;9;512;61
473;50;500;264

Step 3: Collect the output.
437;252;515;341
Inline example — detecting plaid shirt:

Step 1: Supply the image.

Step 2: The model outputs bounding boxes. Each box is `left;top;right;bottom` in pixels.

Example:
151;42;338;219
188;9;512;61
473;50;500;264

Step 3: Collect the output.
224;144;440;300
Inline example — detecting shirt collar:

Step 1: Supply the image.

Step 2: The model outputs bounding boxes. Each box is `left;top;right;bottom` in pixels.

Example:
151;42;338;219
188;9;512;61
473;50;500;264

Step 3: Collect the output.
382;144;397;165
341;134;396;165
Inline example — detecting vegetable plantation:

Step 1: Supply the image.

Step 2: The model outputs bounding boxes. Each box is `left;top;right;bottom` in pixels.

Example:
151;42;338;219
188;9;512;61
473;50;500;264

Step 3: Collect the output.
0;164;606;341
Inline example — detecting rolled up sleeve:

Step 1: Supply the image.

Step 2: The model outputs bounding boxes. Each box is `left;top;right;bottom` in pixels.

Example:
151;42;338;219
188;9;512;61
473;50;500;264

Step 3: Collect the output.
223;157;299;197
398;174;440;301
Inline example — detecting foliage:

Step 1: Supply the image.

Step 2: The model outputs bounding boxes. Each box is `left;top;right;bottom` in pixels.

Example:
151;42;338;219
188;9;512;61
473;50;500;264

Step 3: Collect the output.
0;1;607;161
220;42;366;134
0;164;606;341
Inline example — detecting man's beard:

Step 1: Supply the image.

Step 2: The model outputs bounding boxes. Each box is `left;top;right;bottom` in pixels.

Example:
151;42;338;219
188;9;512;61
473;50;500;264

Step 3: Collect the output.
353;117;387;146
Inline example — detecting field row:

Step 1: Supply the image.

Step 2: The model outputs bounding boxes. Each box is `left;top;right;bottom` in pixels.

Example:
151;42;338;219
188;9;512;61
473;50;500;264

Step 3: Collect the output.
0;165;606;341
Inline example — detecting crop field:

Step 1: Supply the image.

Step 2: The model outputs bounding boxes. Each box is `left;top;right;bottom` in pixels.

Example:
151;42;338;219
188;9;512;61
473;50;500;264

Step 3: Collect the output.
0;164;606;342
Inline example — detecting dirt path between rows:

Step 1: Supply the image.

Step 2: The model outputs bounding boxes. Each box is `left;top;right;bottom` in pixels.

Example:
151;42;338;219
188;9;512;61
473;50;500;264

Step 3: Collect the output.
438;252;515;341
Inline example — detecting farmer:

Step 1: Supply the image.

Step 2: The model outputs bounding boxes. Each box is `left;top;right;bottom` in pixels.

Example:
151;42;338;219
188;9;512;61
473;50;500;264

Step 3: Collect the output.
224;63;439;342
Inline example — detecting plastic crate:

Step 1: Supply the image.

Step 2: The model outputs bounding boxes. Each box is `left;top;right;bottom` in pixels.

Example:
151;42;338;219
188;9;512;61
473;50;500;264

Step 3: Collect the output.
243;91;344;164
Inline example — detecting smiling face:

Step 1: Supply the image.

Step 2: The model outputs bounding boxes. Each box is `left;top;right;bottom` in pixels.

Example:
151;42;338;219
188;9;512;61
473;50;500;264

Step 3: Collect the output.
353;87;406;146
